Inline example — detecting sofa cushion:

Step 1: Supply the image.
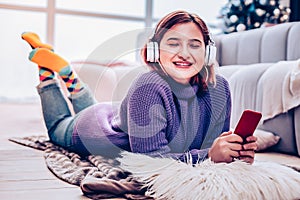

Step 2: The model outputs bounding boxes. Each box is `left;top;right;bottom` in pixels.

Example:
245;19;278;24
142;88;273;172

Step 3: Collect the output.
287;22;300;61
237;28;264;65
217;33;240;66
254;129;280;152
211;35;222;66
260;23;293;63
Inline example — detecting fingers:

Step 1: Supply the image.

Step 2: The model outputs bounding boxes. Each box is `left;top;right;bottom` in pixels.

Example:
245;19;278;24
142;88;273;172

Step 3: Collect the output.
238;148;255;164
243;136;258;151
230;150;240;160
238;136;257;165
220;130;232;137
243;141;258;151
218;149;239;163
239;156;254;164
229;142;243;151
239;149;255;158
245;135;257;143
227;133;244;144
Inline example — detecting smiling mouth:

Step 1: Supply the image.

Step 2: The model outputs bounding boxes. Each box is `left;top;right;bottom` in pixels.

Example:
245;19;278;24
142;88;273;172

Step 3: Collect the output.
173;61;193;68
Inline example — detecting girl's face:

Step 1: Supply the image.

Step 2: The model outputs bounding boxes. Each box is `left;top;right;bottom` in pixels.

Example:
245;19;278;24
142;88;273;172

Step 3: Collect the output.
159;22;205;84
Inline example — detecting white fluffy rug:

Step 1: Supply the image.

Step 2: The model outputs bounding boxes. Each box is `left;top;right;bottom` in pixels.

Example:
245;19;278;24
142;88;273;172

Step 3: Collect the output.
118;152;300;200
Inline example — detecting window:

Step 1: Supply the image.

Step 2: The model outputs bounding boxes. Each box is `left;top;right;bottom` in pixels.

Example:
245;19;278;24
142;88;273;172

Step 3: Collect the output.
56;0;145;18
153;0;226;22
0;9;47;100
55;15;144;61
0;0;223;101
0;0;46;7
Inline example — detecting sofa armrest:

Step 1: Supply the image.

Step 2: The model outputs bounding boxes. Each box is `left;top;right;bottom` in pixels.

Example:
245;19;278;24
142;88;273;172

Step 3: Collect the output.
74;63;149;102
74;63;118;102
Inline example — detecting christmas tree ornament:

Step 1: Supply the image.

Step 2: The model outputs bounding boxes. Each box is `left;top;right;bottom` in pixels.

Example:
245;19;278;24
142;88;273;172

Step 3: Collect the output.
273;8;280;17
256;8;266;17
245;0;253;6
230;15;239;23
254;22;261;28
259;0;268;5
236;23;246;31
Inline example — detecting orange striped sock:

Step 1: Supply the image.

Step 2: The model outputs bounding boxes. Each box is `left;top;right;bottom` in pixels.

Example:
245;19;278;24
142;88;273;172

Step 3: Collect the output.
21;32;53;50
22;32;55;83
29;48;69;73
29;48;83;94
39;67;55;82
60;67;83;94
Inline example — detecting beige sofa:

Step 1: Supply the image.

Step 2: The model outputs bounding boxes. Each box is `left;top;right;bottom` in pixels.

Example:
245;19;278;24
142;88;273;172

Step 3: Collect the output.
74;21;300;170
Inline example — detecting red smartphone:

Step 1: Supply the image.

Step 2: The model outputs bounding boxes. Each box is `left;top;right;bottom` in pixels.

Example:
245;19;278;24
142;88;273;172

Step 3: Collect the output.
234;109;262;142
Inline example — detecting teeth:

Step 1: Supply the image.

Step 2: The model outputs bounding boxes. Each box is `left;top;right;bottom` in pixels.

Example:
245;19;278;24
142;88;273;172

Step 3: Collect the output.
174;62;191;66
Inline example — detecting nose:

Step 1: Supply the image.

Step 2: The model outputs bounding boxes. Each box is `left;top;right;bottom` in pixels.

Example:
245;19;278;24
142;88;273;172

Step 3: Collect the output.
177;45;190;59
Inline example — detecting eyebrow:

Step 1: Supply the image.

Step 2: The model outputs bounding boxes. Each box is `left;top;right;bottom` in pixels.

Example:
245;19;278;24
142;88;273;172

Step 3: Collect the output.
189;39;203;43
166;37;203;43
167;38;180;42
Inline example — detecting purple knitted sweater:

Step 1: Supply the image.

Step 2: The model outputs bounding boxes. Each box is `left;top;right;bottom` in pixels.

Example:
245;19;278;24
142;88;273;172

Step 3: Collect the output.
73;71;231;163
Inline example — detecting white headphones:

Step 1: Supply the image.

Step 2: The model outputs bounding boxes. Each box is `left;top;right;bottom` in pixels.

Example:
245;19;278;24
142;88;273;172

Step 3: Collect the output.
146;38;216;66
146;41;159;63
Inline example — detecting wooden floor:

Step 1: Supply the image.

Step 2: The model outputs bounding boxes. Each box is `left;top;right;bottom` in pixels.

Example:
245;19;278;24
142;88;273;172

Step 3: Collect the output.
0;102;90;200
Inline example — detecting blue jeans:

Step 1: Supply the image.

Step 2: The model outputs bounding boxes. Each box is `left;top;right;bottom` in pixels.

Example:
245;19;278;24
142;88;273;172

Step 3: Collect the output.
37;80;96;150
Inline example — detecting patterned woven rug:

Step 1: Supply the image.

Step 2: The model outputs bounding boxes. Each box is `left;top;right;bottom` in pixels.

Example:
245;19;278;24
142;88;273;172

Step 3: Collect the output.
9;135;151;200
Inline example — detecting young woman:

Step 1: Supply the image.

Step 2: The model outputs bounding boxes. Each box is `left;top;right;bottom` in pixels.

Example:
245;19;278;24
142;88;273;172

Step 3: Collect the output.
22;10;257;164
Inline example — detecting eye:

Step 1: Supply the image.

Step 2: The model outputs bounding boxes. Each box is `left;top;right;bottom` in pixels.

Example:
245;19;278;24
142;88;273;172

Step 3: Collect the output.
167;43;179;47
189;42;201;49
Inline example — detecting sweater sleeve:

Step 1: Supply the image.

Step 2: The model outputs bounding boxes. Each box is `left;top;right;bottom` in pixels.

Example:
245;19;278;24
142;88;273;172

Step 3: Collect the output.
126;80;173;156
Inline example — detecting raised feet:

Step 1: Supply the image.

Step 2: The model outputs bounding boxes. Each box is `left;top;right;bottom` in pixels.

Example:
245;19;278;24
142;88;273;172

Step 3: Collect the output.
29;48;69;74
21;32;53;50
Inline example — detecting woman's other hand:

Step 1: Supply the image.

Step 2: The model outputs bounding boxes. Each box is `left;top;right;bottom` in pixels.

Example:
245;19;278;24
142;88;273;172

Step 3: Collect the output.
208;131;243;163
208;132;258;164
238;135;257;164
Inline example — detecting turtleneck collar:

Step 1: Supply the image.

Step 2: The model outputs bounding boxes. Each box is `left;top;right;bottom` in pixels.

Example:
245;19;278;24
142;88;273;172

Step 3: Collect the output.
165;76;199;100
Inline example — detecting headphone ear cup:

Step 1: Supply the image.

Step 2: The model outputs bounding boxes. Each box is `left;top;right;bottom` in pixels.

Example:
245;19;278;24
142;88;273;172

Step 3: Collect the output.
153;42;159;62
205;45;217;66
146;42;154;62
146;42;159;63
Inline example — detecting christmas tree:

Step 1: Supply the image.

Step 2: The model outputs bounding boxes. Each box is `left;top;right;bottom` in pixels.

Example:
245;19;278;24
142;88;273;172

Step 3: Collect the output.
219;0;291;33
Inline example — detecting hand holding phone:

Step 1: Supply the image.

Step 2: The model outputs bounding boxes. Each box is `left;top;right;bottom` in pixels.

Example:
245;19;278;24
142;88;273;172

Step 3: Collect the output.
234;109;262;143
